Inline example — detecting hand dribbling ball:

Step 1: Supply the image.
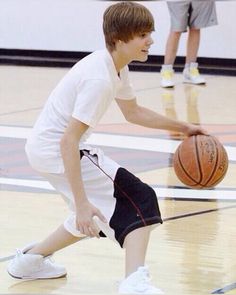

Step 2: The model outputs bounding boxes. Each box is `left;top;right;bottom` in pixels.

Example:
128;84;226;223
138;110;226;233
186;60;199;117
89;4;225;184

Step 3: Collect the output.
173;135;228;189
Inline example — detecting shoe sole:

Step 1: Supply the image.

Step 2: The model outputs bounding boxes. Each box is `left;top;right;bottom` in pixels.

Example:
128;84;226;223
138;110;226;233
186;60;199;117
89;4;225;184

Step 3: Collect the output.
8;271;67;280
183;80;206;85
161;85;175;88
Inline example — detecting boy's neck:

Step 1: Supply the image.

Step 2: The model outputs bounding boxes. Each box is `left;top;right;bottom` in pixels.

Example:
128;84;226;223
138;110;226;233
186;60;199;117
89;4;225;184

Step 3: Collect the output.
109;49;131;74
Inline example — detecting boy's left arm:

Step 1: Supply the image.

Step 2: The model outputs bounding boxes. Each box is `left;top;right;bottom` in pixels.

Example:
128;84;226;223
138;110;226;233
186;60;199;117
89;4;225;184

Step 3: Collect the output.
115;98;207;136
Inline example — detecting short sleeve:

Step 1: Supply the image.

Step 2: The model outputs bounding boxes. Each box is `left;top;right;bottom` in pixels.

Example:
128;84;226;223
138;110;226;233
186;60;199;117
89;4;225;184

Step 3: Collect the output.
72;79;112;128
116;66;136;100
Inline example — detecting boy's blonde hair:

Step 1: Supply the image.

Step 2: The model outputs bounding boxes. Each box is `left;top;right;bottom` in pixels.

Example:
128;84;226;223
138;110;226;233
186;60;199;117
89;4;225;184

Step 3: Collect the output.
103;1;155;51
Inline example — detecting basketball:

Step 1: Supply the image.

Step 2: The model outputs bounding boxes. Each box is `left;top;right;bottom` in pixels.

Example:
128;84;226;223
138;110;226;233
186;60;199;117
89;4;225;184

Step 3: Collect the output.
173;135;228;189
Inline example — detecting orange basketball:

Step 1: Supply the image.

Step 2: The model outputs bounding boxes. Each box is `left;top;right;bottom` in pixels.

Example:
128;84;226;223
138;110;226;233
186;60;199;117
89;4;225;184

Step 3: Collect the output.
173;135;228;189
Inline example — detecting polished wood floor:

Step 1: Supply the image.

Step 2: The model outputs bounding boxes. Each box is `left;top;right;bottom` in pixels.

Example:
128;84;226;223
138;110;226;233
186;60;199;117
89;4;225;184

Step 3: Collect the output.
0;65;236;294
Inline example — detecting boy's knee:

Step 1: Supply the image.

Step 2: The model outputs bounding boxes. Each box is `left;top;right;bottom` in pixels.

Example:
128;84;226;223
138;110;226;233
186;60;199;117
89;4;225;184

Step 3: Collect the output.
189;27;200;32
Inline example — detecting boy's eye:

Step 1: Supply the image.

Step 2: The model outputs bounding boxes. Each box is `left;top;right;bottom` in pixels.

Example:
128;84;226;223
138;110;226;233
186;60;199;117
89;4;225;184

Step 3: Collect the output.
140;33;147;38
139;32;151;38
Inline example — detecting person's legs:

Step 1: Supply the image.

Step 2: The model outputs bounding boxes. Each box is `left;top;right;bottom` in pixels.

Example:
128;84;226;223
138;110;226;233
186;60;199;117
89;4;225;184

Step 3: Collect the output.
7;169;87;280
107;165;163;293
161;31;181;88
27;224;85;256
160;1;189;88
7;225;84;279
164;31;182;66
119;226;164;294
183;28;205;85
185;28;200;64
183;0;218;85
124;226;151;277
165;0;189;65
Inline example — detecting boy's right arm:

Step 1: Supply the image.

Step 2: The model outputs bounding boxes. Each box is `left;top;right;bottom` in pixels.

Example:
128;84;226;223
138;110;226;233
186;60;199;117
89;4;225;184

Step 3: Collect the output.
60;117;107;238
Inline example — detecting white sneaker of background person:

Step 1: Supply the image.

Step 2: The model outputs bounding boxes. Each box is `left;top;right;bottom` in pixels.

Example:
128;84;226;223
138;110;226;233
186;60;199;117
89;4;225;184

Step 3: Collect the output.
7;243;67;279
183;62;206;85
160;64;175;88
119;266;164;294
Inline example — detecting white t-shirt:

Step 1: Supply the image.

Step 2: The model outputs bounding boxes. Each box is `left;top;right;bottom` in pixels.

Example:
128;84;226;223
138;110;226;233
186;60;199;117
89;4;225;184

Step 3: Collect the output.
25;49;135;173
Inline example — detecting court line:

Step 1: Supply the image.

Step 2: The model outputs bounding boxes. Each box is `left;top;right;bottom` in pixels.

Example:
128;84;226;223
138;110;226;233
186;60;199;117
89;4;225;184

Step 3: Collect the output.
1;177;236;201
164;204;236;222
0;125;236;160
212;282;236;294
153;186;236;201
0;107;42;117
0;177;53;190
0;254;15;262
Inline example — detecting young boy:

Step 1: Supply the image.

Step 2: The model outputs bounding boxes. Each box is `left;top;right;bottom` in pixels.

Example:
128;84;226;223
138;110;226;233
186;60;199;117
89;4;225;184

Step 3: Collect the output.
160;0;218;88
7;2;206;294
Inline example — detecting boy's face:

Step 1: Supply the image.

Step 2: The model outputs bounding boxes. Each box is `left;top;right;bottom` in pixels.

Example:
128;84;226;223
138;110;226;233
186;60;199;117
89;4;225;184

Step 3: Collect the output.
120;32;154;62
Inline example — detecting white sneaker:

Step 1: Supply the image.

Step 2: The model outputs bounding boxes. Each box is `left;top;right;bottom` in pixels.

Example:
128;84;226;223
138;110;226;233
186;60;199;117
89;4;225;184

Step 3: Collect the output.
160;65;175;88
183;62;206;85
7;243;67;279
118;266;164;294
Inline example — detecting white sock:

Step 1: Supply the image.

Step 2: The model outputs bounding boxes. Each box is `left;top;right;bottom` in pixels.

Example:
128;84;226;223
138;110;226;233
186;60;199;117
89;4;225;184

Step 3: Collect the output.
162;64;173;70
184;63;190;69
190;62;198;68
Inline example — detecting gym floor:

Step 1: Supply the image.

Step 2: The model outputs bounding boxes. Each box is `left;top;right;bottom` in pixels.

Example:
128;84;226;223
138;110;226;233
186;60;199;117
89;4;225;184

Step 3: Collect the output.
0;65;236;294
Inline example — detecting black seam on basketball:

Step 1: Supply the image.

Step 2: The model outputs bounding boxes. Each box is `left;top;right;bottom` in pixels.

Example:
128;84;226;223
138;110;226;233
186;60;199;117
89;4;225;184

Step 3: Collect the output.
194;135;204;187
210;155;228;186
203;137;220;187
176;143;199;185
209;176;224;187
205;140;228;187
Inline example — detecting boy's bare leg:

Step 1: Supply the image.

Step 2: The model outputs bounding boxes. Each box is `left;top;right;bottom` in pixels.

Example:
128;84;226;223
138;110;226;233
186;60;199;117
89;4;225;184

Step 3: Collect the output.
164;31;182;65
26;224;152;276
27;224;84;256
186;28;200;64
124;226;151;277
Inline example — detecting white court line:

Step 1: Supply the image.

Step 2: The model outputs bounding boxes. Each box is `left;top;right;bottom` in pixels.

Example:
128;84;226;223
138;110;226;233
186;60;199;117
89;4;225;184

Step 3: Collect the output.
0;177;235;201
0;125;31;139
90;133;180;153
154;187;236;200
0;254;15;262
0;126;179;152
0;177;54;190
1;125;236;160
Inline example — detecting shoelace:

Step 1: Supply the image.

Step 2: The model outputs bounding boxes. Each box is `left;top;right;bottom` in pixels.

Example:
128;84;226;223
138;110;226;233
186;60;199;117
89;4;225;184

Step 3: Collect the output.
15;249;22;256
162;70;173;80
45;255;54;261
190;67;200;77
15;248;54;265
41;255;55;266
136;276;152;292
31;255;55;271
141;270;151;283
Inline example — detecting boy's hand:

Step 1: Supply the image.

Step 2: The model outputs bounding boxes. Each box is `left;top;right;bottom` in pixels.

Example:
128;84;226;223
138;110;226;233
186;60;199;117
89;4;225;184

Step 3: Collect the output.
184;123;208;137
76;200;107;238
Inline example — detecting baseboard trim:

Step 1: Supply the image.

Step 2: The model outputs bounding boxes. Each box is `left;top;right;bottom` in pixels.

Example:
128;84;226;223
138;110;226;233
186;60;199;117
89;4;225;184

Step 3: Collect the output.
0;49;235;76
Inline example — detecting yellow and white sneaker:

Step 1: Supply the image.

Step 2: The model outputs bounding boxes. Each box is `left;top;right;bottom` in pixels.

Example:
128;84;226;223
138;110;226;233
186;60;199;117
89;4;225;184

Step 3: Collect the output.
160;65;175;88
183;62;206;85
